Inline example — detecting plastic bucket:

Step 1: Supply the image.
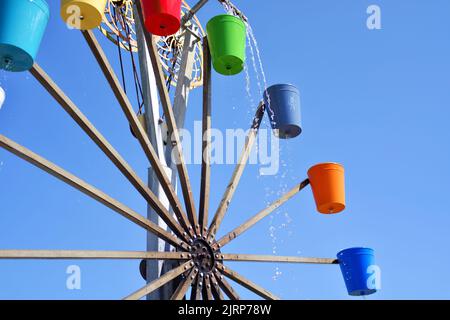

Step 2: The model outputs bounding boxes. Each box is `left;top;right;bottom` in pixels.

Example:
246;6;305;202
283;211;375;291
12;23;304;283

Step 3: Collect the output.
337;247;377;296
263;84;302;139
0;0;50;72
307;163;345;214
206;14;246;76
141;0;182;36
61;0;107;30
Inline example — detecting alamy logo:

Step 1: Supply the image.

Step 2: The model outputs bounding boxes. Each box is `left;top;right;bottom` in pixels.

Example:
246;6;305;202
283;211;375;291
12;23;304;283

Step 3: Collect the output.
367;265;382;290
66;265;81;290
66;5;82;30
367;5;382;30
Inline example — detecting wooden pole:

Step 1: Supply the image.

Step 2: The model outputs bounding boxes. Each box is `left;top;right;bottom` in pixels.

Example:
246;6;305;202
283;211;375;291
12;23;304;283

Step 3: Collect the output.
222;254;338;265
0;250;189;260
124;260;193;300
133;8;178;300
208;104;266;239
214;179;310;249
203;274;214;300
210;273;224;300
0;134;188;251
81;30;193;236
171;267;199;300
213;268;240;300
135;1;198;230
190;274;202;300
28;63;187;241
199;36;212;235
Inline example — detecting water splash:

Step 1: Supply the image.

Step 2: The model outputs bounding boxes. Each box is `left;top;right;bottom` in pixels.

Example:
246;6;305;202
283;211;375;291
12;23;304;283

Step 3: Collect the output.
219;1;295;281
243;63;255;107
245;23;276;124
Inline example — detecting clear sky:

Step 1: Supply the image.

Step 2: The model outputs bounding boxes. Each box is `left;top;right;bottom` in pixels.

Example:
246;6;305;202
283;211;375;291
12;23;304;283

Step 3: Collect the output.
1;0;450;300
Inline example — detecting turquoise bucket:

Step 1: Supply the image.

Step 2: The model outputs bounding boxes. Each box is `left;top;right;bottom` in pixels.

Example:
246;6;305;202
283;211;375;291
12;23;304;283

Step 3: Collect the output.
0;0;50;72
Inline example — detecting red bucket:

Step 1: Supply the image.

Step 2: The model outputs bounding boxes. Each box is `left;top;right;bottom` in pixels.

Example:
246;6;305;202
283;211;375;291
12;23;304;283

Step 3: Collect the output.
141;0;182;36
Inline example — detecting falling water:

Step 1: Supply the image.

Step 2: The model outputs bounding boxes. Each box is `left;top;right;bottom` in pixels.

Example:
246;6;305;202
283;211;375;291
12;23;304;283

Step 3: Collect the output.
220;1;294;282
243;63;255;107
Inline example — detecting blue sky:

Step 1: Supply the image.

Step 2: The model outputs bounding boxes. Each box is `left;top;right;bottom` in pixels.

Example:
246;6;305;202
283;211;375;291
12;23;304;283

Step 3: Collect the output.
1;0;450;299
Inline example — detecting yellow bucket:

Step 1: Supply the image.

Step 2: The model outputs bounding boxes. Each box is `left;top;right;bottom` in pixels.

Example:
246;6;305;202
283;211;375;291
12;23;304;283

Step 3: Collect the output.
60;0;107;30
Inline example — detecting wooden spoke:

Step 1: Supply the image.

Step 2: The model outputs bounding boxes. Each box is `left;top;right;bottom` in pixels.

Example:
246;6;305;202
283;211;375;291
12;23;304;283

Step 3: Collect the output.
210;273;224;300
190;274;203;300
28;63;188;241
81;30;193;236
199;37;212;236
222;254;338;265
124;260;192;300
208;104;266;239
214;179;310;249
213;268;240;300
135;1;198;230
0;135;188;251
202;274;214;301
217;263;279;300
171;267;199;300
0;250;190;260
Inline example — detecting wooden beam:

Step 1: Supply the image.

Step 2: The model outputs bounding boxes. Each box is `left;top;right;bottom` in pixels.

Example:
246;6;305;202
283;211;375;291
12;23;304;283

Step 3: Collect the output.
202;274;214;301
214;179;310;250
222;254;338;265
190;273;203;300
135;1;198;230
124;260;193;300
217;263;279;300
213;268;240;300
0;250;190;260
0;134;188;251
199;37;212;236
171;267;199;300
210;273;224;300
28;63;188;241
208;104;266;239
81;30;193;237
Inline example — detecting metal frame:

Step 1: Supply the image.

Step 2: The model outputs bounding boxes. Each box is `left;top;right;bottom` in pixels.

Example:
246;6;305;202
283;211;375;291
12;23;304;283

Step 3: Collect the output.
0;0;342;300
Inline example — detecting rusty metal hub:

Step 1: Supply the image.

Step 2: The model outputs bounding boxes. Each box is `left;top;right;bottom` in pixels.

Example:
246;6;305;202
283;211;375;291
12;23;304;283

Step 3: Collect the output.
190;238;217;274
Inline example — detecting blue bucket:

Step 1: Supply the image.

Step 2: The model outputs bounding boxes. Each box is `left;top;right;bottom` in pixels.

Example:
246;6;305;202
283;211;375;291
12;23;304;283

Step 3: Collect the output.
337;247;378;296
0;0;50;72
263;84;302;139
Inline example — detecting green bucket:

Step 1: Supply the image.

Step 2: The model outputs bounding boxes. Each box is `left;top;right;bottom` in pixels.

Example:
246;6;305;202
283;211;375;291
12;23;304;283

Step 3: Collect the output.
206;14;246;76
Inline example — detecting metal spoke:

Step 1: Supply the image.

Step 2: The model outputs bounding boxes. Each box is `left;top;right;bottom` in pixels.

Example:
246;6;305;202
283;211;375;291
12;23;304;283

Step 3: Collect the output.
0;134;188;251
217;263;279;300
181;0;209;27
135;1;198;230
222;254;338;265
208;104;266;239
124;260;193;300
0;250;189;260
171;267;199;300
199;36;212;236
214;179;310;250
28;63;187;241
80;30;193;237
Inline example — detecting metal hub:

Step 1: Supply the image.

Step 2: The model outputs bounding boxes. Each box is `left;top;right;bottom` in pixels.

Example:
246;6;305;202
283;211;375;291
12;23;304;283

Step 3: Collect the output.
190;238;217;274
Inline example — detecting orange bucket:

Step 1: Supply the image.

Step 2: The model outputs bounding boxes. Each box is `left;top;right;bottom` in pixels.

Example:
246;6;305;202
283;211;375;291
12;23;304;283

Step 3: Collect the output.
307;163;345;214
